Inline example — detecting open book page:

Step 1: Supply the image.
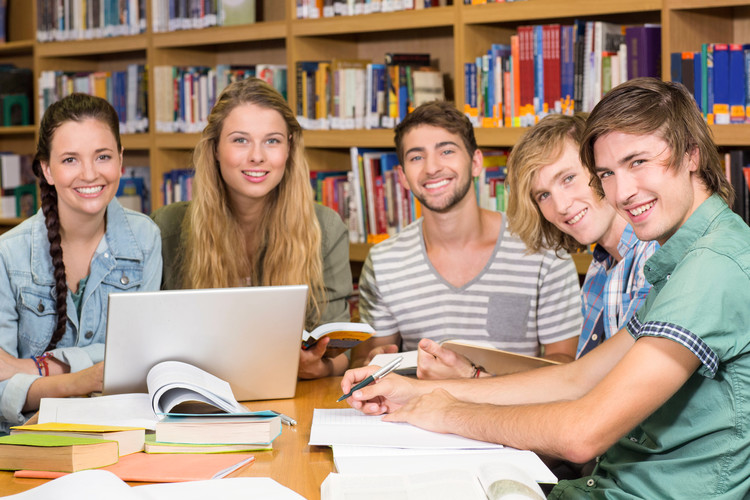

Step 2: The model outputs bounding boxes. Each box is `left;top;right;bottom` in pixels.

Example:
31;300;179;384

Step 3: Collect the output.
332;446;557;484
302;322;375;349
5;469;306;500
477;462;546;500
147;360;246;414
38;394;157;430
321;470;486;500
369;350;418;375
310;408;504;449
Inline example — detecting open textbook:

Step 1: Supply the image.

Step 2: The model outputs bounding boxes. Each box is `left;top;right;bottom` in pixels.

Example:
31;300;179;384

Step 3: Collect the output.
6;469;305;500
302;321;374;350
370;340;558;376
322;462;545;500
39;361;277;430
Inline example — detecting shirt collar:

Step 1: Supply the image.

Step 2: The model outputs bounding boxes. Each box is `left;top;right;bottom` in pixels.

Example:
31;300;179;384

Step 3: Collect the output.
644;194;727;286
30;199;144;284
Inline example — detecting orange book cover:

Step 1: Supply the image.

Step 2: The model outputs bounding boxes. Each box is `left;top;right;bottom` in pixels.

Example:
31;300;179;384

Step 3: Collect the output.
14;452;255;482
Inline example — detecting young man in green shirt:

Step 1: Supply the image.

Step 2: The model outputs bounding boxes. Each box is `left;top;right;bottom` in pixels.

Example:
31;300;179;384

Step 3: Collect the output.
341;78;750;498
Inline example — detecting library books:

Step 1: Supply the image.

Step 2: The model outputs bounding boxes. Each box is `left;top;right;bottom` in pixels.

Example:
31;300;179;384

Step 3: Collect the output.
155;414;281;445
0;434;118;473
10;423;145;457
302;321;375;350
143;434;272;454
151;0;256;33
36;0;147;42
6;469;306;500
297;0;448;20
322;462;545;500
14;452;256;483
0;66;33;127
38;361;281;431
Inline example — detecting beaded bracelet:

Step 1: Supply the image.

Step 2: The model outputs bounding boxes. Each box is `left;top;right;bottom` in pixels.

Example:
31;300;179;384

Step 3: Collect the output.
33;353;51;376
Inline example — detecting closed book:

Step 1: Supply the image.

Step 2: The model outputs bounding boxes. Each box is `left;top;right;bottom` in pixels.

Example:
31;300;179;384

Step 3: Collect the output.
0;434;119;473
728;44;746;124
155;415;282;445
713;43;730;124
10;423;145;457
144;434;272;454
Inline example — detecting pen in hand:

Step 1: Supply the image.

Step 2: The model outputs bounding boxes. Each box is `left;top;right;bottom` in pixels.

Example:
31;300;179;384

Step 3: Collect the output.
337;356;403;402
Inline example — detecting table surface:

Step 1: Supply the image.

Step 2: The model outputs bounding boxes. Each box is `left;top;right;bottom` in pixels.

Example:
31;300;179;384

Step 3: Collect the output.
0;377;347;499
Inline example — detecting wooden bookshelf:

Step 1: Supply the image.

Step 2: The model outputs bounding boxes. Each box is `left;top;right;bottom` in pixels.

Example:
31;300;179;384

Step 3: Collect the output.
2;0;750;262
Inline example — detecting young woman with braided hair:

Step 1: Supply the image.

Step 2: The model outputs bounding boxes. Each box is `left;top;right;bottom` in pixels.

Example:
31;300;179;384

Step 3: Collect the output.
0;93;162;433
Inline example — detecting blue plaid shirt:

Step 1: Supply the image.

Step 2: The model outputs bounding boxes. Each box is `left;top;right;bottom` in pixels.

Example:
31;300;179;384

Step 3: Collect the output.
576;224;658;358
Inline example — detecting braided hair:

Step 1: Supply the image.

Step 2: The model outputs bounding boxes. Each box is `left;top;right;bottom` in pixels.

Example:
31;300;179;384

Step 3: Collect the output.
32;93;122;351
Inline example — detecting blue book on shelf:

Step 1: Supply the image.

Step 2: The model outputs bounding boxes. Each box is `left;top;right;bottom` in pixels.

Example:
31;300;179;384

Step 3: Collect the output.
744;44;750;122
693;51;702;114
533;24;544;115
729;44;746;124
713;43;730;125
670;52;682;84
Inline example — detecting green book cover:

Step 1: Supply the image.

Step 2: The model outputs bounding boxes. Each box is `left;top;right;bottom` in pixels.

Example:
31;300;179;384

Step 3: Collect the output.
0;434;111;447
221;0;256;26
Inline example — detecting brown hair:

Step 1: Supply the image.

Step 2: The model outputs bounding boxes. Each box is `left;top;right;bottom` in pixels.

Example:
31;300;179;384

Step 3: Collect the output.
393;100;477;165
580;78;733;205
185;77;325;328
33;93;122;351
506;113;589;254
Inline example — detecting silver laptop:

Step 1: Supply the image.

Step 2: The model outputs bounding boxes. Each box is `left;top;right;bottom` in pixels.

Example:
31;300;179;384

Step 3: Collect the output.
102;285;307;401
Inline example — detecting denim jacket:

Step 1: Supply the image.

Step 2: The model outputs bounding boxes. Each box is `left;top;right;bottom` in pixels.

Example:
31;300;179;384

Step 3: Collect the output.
0;199;162;432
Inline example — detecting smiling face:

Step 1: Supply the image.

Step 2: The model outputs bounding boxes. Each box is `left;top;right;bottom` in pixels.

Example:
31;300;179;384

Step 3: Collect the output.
215;103;290;212
593;131;707;246
397;125;482;214
531;140;620;248
41;118;122;224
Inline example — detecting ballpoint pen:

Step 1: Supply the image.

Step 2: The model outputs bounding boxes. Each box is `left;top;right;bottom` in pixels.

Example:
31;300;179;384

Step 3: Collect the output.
270;411;297;426
337;356;403;402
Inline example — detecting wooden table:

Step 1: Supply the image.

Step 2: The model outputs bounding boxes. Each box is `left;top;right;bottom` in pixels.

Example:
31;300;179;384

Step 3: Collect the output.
0;377;347;499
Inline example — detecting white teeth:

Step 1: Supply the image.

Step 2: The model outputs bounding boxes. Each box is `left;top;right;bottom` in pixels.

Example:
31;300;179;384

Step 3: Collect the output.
629;201;655;216
243;171;267;178
75;186;103;194
566;209;587;225
425;179;449;189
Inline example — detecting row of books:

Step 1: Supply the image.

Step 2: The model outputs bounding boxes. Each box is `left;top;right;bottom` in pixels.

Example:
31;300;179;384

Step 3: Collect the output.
296;0;448;19
725;150;750;226
465;22;660;128
0;153;35;219
153;64;287;133
117;166;152;214
162;168;195;206
672;44;750;125
38;66;149;134
36;0;147;42
151;0;257;33
295;53;445;131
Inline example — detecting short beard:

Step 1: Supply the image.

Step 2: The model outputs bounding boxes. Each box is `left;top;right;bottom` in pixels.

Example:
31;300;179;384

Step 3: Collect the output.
414;175;473;214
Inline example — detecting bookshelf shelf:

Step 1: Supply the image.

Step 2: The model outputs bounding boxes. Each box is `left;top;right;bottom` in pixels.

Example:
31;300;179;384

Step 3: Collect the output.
0;40;34;56
667;0;750;8
155;133;202;150
711;125;750;147
152;21;288;48
35;35;149;57
291;8;456;36
460;0;662;24
0;125;35;136
121;134;152;151
303;129;395;148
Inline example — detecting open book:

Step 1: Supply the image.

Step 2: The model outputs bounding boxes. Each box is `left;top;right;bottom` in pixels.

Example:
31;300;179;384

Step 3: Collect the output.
370;340;558;377
302;321;374;350
321;462;545;500
38;361;278;431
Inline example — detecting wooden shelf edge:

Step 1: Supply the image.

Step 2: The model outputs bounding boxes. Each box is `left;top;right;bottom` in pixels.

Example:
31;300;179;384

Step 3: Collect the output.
152;21;287;48
666;0;749;8
304;129;395;148
462;0;662;24
155;133;202;150
291;7;456;36
0;125;35;135
349;242;372;262
711;124;750;147
0;40;34;55
36;34;148;57
121;134;151;150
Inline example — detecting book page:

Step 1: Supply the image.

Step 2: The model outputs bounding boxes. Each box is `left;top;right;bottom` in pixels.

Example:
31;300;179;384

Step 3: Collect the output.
370;350;418;375
4;470;136;499
321;470;485;500
477;462;545;500
147;361;245;414
38;394;157;430
310;408;504;450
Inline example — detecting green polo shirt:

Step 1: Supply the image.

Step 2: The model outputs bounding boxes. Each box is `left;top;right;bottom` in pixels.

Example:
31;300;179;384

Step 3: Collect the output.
551;194;750;499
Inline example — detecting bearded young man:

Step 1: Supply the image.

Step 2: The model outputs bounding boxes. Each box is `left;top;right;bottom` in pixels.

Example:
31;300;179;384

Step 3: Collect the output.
350;100;582;369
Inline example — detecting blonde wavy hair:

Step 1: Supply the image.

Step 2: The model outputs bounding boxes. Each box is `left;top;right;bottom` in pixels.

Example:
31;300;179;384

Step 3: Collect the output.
506;113;589;255
184;77;325;327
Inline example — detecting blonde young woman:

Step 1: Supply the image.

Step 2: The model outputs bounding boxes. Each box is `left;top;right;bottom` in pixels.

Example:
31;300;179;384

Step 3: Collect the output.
151;78;353;379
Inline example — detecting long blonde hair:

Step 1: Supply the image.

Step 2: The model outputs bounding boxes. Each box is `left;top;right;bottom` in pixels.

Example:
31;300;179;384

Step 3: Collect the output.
184;77;325;326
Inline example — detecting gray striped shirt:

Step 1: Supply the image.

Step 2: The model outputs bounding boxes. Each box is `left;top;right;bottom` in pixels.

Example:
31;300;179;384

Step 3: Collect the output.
359;216;582;355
